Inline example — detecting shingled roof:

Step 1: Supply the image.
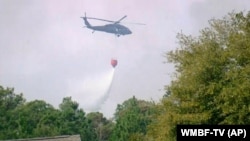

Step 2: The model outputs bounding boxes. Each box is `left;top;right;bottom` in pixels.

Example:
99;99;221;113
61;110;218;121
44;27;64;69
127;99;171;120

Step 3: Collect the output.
1;135;81;141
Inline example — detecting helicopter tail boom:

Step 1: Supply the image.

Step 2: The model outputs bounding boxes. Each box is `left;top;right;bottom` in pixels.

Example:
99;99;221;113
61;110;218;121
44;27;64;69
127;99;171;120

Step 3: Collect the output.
81;13;92;28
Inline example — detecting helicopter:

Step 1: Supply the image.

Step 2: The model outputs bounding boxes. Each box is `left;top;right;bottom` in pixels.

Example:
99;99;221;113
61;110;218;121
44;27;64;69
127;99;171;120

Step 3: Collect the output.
80;13;145;37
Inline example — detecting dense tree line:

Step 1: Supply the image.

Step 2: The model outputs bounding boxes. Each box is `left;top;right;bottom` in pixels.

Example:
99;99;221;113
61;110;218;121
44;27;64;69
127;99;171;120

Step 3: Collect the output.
1;10;250;141
146;11;250;140
0;86;153;141
0;87;98;140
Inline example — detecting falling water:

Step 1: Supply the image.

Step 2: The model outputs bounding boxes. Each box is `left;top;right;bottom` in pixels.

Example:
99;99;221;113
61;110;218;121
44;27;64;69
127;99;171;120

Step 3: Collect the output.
93;67;115;111
70;68;115;112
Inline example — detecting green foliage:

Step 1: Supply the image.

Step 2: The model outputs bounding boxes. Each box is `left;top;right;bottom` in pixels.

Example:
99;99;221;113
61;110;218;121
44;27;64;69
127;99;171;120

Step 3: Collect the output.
58;97;97;141
0;89;97;141
87;112;114;141
0;86;26;139
33;110;61;137
0;86;25;111
147;11;250;141
110;96;155;141
14;100;58;138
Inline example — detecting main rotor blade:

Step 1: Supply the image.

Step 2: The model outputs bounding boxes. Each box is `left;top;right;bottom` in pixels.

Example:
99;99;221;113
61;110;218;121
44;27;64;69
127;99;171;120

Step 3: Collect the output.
86;15;127;24
86;17;116;23
85;15;145;25
115;15;127;24
122;22;146;25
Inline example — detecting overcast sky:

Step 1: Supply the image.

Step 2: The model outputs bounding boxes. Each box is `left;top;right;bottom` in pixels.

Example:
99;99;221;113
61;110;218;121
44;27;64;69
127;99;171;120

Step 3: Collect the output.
1;0;250;118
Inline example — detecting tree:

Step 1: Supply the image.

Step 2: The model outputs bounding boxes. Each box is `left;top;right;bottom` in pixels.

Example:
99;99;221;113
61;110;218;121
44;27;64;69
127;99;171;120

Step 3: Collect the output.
0;86;26;139
86;112;114;141
33;106;61;137
0;87;99;140
147;11;250;141
110;96;155;141
14;100;58;138
59;97;97;141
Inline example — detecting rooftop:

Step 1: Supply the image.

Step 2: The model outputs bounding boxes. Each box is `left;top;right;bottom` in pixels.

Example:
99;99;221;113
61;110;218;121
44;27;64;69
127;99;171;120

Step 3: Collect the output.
1;135;81;141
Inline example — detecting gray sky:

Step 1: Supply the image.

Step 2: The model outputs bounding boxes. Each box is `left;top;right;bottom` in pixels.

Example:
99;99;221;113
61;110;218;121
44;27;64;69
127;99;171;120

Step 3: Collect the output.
1;0;250;118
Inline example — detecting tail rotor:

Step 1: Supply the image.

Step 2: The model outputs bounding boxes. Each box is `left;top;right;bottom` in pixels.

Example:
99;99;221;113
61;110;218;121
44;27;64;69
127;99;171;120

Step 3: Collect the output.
81;12;92;28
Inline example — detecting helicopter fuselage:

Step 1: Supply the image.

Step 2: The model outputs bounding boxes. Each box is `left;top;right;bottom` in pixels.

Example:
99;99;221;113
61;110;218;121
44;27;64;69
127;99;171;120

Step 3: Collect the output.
82;16;132;37
88;24;132;37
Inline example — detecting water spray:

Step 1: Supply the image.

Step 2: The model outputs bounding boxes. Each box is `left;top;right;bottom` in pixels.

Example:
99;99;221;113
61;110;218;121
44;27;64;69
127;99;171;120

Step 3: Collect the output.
91;59;117;111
